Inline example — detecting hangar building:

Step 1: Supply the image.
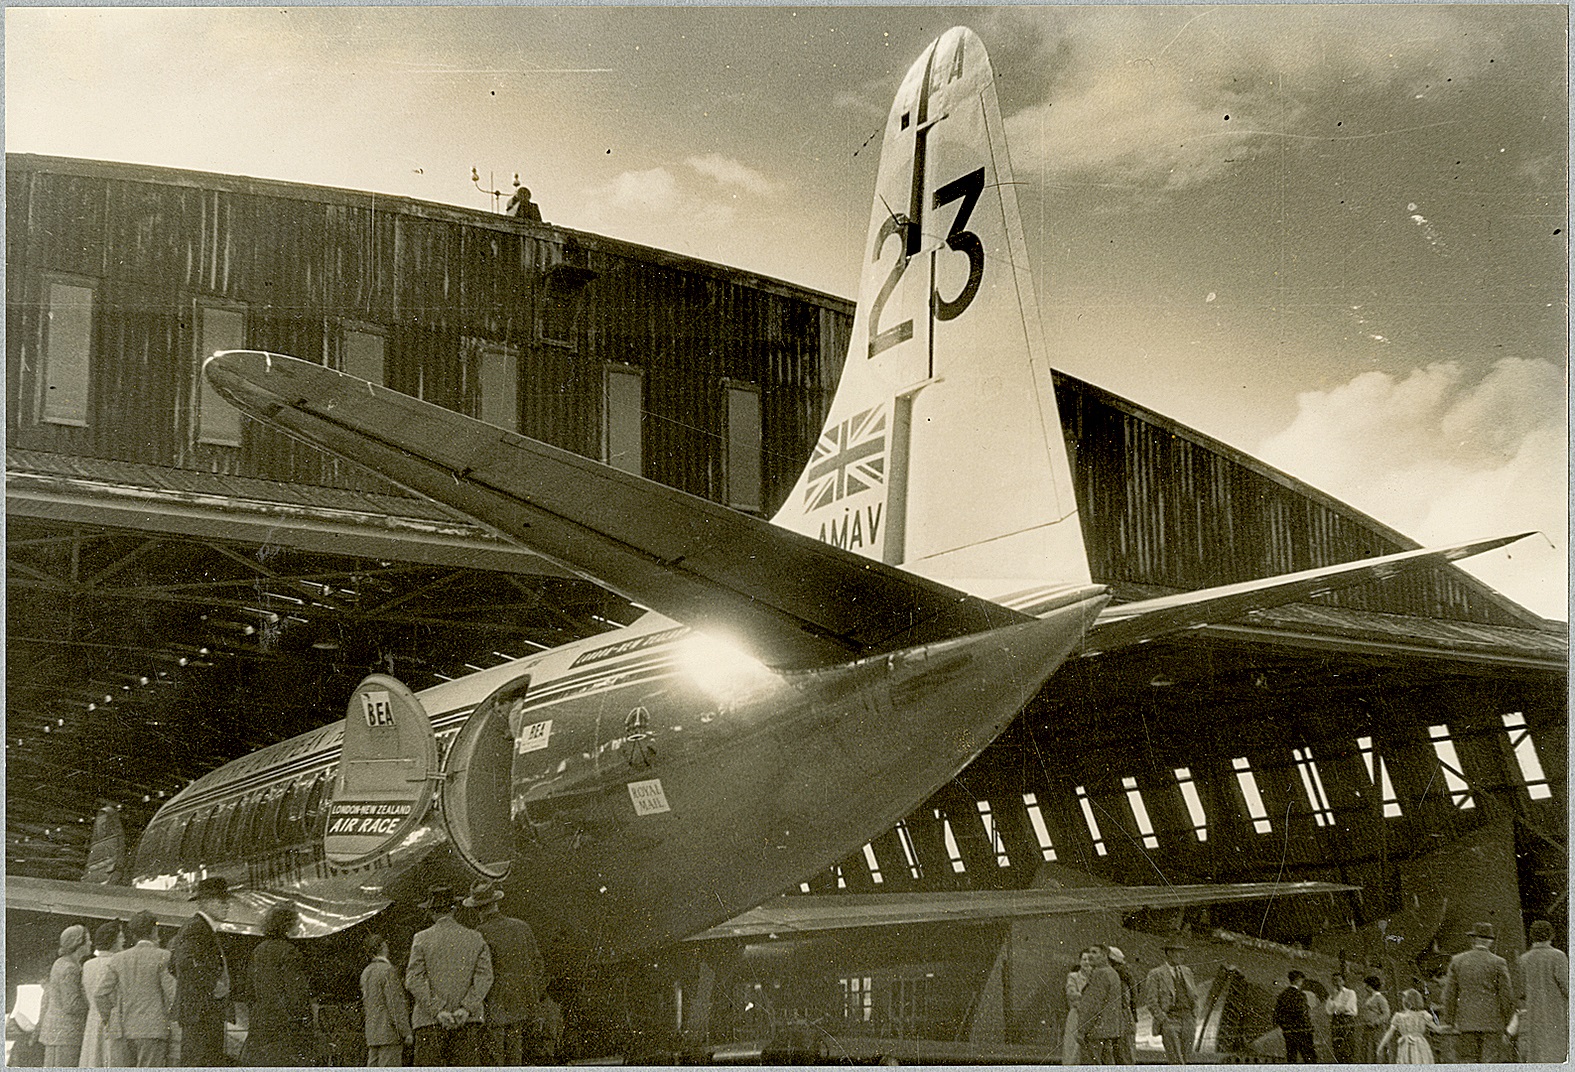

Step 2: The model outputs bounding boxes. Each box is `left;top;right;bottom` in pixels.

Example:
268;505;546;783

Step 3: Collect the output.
6;154;1565;1059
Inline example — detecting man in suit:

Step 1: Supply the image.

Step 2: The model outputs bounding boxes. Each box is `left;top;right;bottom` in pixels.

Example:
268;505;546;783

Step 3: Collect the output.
405;885;493;1066
359;932;412;1067
464;879;547;1065
1076;945;1125;1064
168;875;232;1066
1143;941;1198;1063
1273;970;1316;1062
1106;947;1137;1064
1442;921;1516;1062
95;910;177;1067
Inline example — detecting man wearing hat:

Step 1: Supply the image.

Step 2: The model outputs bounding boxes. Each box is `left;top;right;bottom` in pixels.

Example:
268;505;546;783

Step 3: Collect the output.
405;885;493;1066
169;875;233;1066
1441;921;1516;1062
1143;941;1197;1063
464;879;547;1065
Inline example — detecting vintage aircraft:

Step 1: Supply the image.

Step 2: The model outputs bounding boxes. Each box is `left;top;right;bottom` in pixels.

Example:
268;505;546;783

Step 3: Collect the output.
9;26;1528;999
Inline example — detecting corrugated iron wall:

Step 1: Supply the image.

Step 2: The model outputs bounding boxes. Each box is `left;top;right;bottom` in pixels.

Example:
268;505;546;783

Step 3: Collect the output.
1053;371;1533;627
6;155;851;515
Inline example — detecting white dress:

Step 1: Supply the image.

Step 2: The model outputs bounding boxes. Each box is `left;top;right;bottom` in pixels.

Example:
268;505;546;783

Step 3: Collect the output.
78;952;115;1067
1390;1009;1434;1064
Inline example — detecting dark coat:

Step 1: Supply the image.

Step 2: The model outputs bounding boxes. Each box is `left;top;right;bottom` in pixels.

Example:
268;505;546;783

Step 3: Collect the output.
1274;984;1313;1033
242;938;318;1066
476;913;546;1026
1077;964;1126;1040
168;913;227;1027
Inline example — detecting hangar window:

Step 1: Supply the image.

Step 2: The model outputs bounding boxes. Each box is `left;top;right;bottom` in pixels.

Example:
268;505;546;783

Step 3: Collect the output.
724;381;762;512
1231;757;1273;834
39;278;95;426
976;800;1011;866
1074;784;1109;856
935;808;967;872
1427;725;1476;810
342;326;386;386
1356;737;1403;817
1501;713;1552;800
603;365;644;476
1292;748;1335;827
468;338;519;431
1121;777;1160;849
1022;792;1057;860
861;843;884;884
195;303;246;445
1173;767;1209;842
895;820;924;878
840;975;874;1022
536;262;595;348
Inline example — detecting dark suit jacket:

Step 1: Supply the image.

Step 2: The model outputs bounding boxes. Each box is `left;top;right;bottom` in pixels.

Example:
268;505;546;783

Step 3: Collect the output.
1077;965;1126;1040
476;913;546;1026
1274;985;1313;1033
168;913;227;1027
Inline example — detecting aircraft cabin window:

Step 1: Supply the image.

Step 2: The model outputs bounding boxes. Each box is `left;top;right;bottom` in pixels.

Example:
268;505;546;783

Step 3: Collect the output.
195;303;245;445
258;786;287;847
180;810;211;866
1021;792;1057;861
724;381;762;512
862;843;884;884
1172;768;1210;842
1120;777;1160;849
39;279;95;426
1355;737;1403;818
603;365;644;476
205;804;235;857
1502;712;1553;800
975;800;1011;866
1292;748;1335;827
1231;757;1274;833
894;820;924;878
303;771;332;832
1074;785;1109;856
1427;725;1476;810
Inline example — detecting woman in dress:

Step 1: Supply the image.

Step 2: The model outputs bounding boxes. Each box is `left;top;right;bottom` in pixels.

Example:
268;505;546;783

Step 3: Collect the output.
1378;987;1439;1064
38;924;93;1066
1062;958;1090;1066
242;905;320;1066
77;921;124;1067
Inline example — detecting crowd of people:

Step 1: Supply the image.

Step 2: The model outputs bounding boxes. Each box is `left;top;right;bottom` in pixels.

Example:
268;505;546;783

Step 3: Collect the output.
1059;921;1565;1065
19;876;557;1068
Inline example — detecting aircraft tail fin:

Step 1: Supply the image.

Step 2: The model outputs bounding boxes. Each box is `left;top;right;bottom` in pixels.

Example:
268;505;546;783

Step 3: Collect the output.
771;27;1090;601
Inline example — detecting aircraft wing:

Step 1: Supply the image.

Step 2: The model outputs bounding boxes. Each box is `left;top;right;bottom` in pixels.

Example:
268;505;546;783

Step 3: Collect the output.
4;876;385;938
684;880;1356;940
1080;533;1533;653
205;351;1044;670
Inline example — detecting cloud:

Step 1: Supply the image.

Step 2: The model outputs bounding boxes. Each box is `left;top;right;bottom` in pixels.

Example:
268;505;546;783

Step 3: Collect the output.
685;153;779;197
1256;358;1567;618
997;6;1511;193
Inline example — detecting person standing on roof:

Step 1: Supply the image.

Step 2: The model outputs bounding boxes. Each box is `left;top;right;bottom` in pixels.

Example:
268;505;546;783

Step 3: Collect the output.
506;177;542;223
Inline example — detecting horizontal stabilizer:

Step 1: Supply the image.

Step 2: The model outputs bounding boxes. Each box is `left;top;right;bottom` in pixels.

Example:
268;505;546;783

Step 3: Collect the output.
686;880;1355;940
1083;533;1534;653
205;351;1057;670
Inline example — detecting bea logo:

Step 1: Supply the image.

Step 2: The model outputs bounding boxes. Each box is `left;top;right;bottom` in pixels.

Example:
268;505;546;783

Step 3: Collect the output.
361;691;395;727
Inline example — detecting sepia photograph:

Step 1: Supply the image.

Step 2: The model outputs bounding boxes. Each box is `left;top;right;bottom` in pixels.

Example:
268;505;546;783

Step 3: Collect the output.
3;5;1567;1065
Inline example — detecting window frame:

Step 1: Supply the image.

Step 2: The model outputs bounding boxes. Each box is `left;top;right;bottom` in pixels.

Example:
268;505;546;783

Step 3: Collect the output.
722;378;763;513
194;299;248;446
602;363;645;477
37;273;98;427
340;321;388;387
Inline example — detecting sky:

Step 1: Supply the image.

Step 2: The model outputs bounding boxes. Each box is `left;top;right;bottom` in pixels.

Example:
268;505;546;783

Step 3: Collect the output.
5;4;1568;618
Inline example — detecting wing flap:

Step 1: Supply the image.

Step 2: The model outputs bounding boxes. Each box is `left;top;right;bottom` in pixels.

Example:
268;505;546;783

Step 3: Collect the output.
207;351;1045;669
1082;534;1534;653
685;880;1356;940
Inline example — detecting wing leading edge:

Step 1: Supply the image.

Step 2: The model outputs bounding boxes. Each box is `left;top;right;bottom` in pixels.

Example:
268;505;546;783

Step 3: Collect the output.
685;880;1356;940
205;351;1053;670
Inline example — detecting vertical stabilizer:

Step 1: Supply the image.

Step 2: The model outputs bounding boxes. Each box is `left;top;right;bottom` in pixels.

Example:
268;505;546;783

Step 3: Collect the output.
772;27;1090;600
